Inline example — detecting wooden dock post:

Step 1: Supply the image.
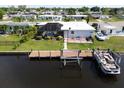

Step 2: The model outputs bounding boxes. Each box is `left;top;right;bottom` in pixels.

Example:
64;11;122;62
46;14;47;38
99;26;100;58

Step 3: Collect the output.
38;50;40;60
50;51;51;60
28;49;32;60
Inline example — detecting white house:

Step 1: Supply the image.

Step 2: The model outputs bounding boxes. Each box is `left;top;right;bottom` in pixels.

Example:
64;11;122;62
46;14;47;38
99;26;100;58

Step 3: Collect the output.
60;22;95;39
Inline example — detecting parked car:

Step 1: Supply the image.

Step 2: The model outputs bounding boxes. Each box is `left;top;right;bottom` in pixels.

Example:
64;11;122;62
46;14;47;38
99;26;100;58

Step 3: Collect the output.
95;32;108;41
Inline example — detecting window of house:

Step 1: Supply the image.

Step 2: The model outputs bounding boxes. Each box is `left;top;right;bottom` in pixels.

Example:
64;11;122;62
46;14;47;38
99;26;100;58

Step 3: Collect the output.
71;31;74;34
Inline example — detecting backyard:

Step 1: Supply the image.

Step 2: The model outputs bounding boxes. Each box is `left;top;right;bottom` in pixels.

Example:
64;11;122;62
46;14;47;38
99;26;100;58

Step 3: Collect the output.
16;36;124;52
0;35;21;51
0;35;21;41
0;35;124;52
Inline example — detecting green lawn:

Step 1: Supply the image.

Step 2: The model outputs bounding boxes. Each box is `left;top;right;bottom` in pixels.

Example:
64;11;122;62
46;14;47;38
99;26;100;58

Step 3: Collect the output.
0;35;20;41
0;36;124;52
16;40;63;51
0;35;20;51
15;36;124;52
68;37;124;51
0;46;14;51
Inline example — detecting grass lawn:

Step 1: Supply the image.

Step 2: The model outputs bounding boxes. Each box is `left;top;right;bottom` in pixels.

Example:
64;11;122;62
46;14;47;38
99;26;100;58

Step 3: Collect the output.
16;40;64;51
0;46;14;51
0;35;20;51
0;36;124;52
68;36;124;51
14;36;124;52
0;35;20;41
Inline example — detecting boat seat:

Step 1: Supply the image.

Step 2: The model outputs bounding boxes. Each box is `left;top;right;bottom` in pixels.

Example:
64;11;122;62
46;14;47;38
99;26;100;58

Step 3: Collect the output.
106;64;116;69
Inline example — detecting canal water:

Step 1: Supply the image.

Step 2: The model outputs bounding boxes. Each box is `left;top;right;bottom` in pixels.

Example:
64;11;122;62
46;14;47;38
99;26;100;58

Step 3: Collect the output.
0;54;124;88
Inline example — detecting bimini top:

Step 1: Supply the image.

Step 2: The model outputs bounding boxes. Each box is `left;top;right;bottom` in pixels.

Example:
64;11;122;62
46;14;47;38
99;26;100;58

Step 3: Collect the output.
60;22;95;31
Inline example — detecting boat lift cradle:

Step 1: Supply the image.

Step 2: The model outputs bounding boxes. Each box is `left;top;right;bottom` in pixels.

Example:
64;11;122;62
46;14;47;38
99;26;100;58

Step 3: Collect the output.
60;50;83;68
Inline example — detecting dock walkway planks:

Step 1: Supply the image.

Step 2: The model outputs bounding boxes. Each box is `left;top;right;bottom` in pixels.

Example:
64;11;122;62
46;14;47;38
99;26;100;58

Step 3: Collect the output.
29;51;39;58
39;51;50;57
80;50;93;57
29;50;92;59
50;51;61;57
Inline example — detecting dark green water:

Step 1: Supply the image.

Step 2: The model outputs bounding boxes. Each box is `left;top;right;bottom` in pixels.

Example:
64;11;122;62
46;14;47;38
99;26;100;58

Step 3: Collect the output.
0;54;124;88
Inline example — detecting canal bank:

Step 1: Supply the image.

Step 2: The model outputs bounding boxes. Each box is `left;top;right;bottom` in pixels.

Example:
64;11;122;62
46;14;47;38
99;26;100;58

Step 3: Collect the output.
0;50;123;55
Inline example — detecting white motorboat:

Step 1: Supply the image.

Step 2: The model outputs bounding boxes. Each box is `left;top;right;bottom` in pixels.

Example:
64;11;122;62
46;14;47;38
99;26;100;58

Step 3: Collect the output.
93;49;121;75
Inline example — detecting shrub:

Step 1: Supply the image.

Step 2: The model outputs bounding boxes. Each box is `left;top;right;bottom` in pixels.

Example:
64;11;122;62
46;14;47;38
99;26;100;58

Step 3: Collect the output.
44;36;52;40
35;36;42;40
13;42;20;50
56;36;63;40
19;35;28;43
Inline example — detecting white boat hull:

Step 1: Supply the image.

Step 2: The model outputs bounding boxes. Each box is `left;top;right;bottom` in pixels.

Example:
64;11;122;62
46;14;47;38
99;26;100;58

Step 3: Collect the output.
93;50;120;75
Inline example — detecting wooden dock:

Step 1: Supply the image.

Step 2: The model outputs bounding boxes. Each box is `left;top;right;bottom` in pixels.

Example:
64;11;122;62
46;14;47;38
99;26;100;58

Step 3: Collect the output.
29;50;93;59
29;50;93;69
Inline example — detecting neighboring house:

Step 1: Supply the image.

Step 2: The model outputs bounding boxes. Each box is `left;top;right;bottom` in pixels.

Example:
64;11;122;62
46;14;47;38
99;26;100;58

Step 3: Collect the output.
38;15;63;21
119;15;124;19
100;15;111;19
65;15;88;21
99;22;117;35
2;14;10;20
41;11;55;15
9;14;37;20
90;12;111;19
99;23;124;36
57;10;67;15
75;11;84;15
116;10;124;15
90;12;102;19
0;22;33;34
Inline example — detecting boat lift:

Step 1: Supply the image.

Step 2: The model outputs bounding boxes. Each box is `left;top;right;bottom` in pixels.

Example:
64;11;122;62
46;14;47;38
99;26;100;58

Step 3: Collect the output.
60;50;83;69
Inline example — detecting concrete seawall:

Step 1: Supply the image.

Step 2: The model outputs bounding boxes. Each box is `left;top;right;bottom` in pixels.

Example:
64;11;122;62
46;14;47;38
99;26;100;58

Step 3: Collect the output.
0;51;30;55
0;50;123;55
